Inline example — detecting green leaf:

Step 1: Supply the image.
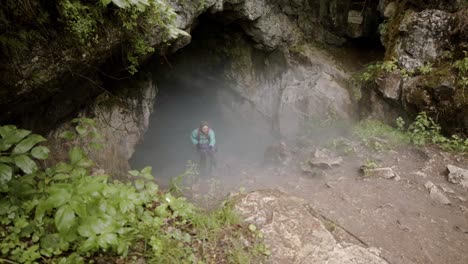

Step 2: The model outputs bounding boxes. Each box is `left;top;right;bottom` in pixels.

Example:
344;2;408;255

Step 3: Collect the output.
0;138;12;151
14;154;37;174
98;233;118;248
55;206;76;233
141;166;154;180
78;224;94;237
75;125;88;137
31;146;50;160
128;170;139;177
134;179;145;190
47;185;72;208
0;156;13;163
101;0;113;6
0;164;12;183
69;147;85;165
111;0;130;8
59;131;76;140
0;125;31;144
0;125;16;138
12;134;46;154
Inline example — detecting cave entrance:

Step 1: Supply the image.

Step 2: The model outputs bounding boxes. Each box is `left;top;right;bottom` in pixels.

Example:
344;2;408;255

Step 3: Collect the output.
129;15;274;189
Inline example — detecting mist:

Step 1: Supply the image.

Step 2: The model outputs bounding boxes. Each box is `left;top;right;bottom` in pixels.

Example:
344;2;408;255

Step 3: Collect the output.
130;60;274;189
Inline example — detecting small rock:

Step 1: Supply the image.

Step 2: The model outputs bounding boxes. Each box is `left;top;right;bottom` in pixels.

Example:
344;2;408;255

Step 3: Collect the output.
455;195;467;202
384;2;397;18
411;171;427;178
309;148;343;169
424;181;435;189
364;167;396;179
425;181;451;205
447;165;468;189
439;184;455;194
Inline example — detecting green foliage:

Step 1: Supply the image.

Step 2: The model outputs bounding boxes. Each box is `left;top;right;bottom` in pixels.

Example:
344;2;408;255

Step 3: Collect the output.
0;124;267;263
453;51;468;77
354;113;468;153
353;119;410;148
1;0;177;75
359;57;398;82
406;112;468;152
0;125;47;187
418;62;433;75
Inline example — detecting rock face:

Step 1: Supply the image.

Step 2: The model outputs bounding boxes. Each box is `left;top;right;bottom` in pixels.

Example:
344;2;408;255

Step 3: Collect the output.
363;2;468;134
234;190;388;264
47;78;156;178
1;0;379;128
222;40;354;138
393;9;454;70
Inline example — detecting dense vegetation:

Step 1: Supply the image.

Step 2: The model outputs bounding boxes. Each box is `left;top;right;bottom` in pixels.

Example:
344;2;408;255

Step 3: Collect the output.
354;112;468;153
0;0;177;75
0;119;268;263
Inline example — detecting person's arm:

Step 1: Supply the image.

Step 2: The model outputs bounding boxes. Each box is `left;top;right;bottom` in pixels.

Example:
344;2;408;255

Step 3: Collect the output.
209;130;216;147
191;129;199;145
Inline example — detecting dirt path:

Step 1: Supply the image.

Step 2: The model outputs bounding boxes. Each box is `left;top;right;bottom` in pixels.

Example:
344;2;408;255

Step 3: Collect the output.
185;140;468;264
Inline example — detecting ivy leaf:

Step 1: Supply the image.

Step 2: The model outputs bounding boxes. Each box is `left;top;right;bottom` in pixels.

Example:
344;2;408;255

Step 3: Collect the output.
31;146;50;160
12;134;46;154
55;206;76;233
14;154;37;174
0;164;12;184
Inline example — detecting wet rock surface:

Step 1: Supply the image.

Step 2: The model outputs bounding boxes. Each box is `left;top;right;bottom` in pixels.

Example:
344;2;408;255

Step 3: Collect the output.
234;190;388;264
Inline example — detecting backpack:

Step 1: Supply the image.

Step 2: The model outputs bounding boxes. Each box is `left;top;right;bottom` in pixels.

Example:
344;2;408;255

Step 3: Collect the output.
197;129;217;152
197;128;211;143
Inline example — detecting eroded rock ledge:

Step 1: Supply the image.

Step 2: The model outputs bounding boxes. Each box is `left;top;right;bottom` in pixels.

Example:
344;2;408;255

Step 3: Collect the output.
234;190;388;264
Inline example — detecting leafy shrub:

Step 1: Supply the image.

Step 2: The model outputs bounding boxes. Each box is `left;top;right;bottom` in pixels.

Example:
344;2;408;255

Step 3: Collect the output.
354;113;468;153
0;124;267;263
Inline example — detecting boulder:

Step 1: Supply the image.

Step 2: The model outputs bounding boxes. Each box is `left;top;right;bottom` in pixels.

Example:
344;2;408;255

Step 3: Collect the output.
309;148;343;169
447;165;468;189
47;78;156;178
234;190;388;264
394;9;454;70
375;73;402;101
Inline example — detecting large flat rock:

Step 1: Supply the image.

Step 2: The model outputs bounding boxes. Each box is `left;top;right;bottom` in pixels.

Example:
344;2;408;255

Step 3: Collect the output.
234;190;388;264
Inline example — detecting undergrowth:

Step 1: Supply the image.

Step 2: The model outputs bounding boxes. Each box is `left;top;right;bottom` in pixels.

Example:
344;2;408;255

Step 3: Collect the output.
0;120;268;263
354;112;468;153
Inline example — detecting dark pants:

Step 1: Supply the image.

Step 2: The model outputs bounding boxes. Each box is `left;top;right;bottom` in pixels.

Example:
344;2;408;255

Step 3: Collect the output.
197;144;216;175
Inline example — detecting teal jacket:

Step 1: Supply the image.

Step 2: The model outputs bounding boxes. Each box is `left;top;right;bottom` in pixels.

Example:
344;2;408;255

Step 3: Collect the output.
191;128;216;147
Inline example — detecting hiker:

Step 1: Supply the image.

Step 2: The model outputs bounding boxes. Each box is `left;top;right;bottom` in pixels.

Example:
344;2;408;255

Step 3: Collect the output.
191;121;216;175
